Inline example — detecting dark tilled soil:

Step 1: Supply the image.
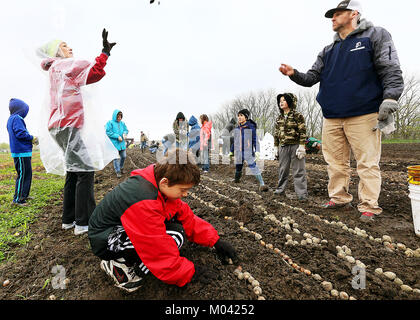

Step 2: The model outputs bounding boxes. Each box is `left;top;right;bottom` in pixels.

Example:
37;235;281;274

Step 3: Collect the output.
0;144;419;300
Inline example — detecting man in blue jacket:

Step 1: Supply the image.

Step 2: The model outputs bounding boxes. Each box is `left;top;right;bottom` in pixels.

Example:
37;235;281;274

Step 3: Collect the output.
106;110;129;178
7;98;36;206
279;0;404;222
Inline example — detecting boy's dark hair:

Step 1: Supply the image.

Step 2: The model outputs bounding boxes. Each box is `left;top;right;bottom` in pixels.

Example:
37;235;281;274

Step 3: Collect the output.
155;149;200;187
200;114;209;123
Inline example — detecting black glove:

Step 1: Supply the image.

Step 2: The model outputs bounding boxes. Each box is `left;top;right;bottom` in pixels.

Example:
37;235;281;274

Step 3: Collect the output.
214;239;238;264
102;28;116;56
191;265;217;284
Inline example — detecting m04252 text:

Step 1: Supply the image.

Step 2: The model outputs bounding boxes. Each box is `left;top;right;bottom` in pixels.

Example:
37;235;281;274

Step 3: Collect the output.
209;304;254;315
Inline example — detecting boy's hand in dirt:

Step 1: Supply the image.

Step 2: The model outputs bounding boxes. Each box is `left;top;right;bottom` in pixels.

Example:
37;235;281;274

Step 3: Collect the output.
191;265;217;284
214;239;238;264
279;64;295;76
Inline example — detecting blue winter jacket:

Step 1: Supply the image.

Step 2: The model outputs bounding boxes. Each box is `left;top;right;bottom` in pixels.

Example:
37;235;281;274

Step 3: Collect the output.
290;19;404;118
187;115;201;150
105;109;129;151
7;98;33;157
231;120;260;157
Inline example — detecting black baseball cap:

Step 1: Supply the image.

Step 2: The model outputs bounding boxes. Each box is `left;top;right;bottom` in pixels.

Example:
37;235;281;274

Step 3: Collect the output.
325;0;362;18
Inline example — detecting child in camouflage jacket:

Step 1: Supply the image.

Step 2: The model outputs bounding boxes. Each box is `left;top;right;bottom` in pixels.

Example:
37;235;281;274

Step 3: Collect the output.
273;93;308;201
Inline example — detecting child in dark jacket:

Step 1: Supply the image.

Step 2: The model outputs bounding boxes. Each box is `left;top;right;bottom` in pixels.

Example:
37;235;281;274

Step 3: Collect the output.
7;98;35;206
88;149;237;292
230;109;268;192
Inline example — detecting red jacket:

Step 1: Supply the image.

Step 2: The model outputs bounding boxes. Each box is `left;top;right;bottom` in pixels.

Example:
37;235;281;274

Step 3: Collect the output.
89;164;220;287
41;53;108;130
200;120;213;150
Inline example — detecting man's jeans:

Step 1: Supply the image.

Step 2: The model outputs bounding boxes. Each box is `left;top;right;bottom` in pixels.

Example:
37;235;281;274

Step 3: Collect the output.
113;149;127;174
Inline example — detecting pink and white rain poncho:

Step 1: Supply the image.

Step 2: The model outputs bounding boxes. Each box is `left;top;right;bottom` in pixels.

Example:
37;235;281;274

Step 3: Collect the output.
36;40;118;175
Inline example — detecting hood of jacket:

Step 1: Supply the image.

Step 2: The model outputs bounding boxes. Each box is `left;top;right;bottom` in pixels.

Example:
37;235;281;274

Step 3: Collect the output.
277;93;298;116
333;19;374;42
176;112;186;121
9;98;29;118
188;115;198;127
112;109;122;122
41;58;57;71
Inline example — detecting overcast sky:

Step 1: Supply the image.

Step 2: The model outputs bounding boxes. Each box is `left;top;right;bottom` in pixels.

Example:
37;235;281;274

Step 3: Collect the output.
1;0;419;144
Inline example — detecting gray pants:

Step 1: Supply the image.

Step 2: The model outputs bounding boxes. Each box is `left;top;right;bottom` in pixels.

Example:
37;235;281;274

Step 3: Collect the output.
277;144;307;197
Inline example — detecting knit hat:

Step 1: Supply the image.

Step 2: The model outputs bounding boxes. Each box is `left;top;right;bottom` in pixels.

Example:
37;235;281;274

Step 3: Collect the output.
238;109;250;120
38;39;63;58
277;93;297;109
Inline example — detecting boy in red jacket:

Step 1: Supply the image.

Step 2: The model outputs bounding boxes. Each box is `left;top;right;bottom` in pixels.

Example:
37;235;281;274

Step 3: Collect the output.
88;149;237;292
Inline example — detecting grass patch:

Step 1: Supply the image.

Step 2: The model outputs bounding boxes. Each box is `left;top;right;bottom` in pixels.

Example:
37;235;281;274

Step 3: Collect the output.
0;152;64;262
382;139;420;144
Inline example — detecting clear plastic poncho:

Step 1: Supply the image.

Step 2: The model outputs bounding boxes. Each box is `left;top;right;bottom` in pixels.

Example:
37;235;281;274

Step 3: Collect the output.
36;40;118;175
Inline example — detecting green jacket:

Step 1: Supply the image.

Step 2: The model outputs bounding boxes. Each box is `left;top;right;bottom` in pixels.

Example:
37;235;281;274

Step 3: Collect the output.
274;110;307;146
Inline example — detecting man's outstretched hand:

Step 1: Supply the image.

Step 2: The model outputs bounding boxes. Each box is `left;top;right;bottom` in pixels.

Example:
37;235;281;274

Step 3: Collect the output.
279;64;295;76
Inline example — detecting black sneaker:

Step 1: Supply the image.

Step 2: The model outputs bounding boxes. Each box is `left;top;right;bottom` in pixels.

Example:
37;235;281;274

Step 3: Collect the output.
100;259;143;293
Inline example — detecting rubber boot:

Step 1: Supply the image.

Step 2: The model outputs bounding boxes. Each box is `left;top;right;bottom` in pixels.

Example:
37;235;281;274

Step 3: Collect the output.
255;174;269;192
233;171;242;183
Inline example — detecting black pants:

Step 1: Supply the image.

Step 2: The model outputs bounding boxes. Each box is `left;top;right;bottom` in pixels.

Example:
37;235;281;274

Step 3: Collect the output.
13;156;32;203
104;220;185;277
62;171;96;226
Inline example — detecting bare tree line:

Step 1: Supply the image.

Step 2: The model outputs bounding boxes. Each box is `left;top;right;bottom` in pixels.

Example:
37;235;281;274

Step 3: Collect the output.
211;74;420;140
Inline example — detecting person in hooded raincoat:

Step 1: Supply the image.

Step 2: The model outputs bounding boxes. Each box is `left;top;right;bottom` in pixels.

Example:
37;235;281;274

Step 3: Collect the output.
106;110;129;178
38;29;117;235
7;98;36;206
187;115;200;161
